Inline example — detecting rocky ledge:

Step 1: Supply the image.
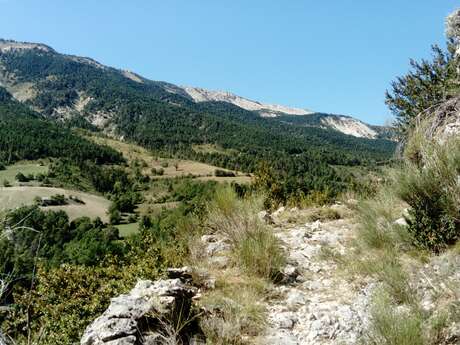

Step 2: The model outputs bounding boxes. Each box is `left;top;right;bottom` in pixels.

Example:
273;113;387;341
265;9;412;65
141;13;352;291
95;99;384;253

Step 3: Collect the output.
81;268;203;345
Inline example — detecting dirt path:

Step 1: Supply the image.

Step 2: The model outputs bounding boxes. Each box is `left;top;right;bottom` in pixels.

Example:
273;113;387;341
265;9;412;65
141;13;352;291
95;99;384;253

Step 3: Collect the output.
261;208;373;345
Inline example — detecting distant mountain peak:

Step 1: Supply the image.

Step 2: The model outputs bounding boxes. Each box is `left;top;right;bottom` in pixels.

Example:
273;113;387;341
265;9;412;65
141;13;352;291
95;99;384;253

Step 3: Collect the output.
0;39;391;140
181;86;313;117
0;39;54;53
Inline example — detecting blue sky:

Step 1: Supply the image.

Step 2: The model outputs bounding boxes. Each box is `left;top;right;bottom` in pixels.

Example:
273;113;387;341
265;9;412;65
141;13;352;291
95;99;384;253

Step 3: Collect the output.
1;0;458;124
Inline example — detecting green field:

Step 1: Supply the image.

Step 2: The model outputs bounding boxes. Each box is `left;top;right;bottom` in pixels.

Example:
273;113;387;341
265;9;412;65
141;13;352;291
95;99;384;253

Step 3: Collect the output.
0;186;110;222
0;163;48;185
115;222;139;237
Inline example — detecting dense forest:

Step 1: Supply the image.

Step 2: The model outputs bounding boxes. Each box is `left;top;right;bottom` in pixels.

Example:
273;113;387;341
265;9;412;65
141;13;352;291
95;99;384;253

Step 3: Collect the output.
0;87;123;165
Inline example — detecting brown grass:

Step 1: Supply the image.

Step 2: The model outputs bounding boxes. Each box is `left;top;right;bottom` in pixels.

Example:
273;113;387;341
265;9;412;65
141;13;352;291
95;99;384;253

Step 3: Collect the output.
0;186;110;221
88;134;250;183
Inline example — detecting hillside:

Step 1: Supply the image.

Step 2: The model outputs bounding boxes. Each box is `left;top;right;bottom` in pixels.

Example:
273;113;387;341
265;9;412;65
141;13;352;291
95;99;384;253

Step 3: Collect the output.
181;86;390;139
3;5;460;345
0;39;396;203
0;39;388;140
0;86;123;165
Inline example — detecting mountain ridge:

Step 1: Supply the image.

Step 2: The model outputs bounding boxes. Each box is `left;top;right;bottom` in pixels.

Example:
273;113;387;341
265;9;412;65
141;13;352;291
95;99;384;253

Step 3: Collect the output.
0;38;388;139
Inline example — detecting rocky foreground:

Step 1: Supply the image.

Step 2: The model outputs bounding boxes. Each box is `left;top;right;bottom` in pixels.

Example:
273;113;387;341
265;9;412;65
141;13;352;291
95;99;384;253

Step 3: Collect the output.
262;208;373;344
81;204;460;344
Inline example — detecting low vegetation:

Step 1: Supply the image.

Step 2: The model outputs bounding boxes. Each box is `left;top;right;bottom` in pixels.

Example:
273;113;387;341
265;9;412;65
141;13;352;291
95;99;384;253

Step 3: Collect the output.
398;127;460;252
190;186;285;343
334;131;460;344
0;163;48;186
0;178;220;343
206;187;285;281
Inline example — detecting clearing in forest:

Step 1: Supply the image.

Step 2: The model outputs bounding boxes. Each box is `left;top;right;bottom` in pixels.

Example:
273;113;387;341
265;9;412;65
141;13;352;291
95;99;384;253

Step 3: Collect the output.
0;186;110;222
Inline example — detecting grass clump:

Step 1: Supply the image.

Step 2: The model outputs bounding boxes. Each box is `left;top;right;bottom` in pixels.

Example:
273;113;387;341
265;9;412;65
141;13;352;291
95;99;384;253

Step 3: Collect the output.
235;224;285;281
206;186;285;281
356;187;410;251
305;207;341;222
192;186;285;343
199;274;267;345
364;289;424;345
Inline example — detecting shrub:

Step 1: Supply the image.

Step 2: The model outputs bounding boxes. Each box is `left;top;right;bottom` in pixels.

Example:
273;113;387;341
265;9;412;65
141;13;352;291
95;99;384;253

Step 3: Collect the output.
15;172;28;182
356;186;409;251
397;134;460;252
151;167;164;176
50;194;67;205
3;179;11;187
109;209;121;225
214;169;236;177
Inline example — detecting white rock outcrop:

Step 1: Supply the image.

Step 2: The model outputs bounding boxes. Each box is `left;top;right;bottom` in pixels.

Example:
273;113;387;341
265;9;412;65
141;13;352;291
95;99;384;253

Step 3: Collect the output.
182;87;312;116
81;270;200;345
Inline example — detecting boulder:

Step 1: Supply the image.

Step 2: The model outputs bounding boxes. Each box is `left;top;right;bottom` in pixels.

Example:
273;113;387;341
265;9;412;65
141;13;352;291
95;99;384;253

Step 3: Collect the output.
258;210;275;224
394;217;407;226
281;264;300;284
200;235;230;256
81;272;200;345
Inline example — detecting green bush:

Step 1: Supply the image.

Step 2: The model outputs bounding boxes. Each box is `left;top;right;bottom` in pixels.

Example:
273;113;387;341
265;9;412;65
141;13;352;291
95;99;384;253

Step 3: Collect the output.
214;169;236;177
397;134;460;252
15;172;28;182
151;167;164;176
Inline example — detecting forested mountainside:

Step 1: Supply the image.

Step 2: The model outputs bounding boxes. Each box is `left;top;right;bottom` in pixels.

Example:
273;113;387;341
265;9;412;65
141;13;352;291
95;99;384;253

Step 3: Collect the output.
0;39;389;139
0;39;396;202
0;86;123;165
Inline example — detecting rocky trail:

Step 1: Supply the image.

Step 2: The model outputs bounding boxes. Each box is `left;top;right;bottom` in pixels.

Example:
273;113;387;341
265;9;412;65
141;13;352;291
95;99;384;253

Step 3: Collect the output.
262;207;374;345
78;202;460;345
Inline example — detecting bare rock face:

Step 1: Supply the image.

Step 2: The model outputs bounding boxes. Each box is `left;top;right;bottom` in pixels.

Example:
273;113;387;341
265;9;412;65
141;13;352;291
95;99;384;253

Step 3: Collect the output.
81;270;202;345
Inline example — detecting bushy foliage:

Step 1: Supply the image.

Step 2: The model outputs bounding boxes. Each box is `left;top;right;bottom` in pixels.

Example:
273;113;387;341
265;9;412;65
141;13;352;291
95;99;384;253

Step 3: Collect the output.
0;207;124;286
0;178;219;343
214;169;235;177
385;43;459;135
397;133;460;252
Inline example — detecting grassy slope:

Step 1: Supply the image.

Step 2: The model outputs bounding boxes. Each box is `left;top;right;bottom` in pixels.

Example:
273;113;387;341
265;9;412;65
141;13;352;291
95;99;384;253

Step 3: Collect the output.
88;134;251;182
0;163;48;185
0;186;110;221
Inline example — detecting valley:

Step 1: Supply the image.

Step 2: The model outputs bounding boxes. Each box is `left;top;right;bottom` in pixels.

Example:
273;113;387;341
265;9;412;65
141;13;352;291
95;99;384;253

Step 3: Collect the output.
2;5;460;344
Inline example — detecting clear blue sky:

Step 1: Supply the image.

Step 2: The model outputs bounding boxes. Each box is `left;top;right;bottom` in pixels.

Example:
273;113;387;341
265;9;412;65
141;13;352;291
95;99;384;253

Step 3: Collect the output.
1;0;458;124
